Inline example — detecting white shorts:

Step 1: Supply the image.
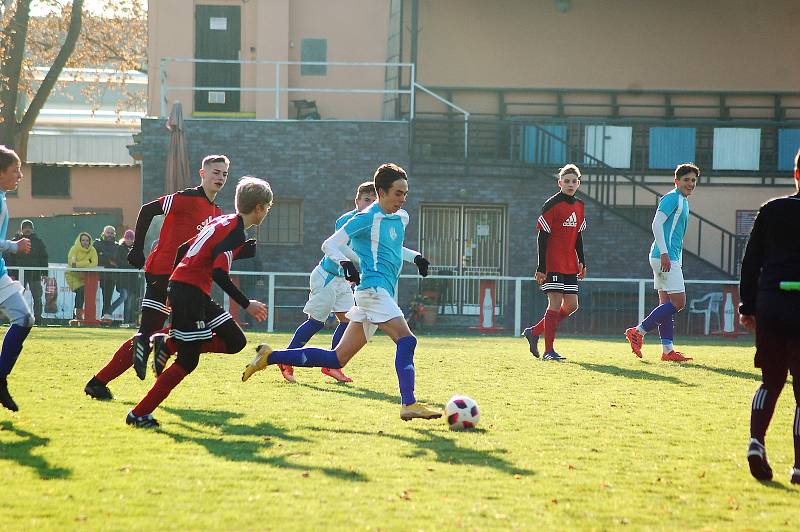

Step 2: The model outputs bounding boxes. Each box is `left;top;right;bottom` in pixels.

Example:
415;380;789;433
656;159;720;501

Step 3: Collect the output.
650;257;685;294
346;287;404;341
302;265;355;322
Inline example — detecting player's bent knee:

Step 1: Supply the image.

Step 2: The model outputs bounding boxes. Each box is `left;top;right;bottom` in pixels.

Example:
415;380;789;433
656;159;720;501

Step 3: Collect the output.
176;352;200;374
397;335;417;350
13;312;35;328
225;330;247;354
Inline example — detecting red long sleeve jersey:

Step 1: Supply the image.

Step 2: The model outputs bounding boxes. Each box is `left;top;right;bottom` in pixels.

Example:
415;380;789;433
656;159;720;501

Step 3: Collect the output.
170;214;246;296
536;192;586;274
144;186;222;276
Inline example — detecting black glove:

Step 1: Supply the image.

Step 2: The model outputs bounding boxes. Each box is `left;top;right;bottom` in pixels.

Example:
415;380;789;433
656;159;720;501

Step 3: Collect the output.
236;239;257;260
414;255;430;277
341;261;360;284
127;246;146;269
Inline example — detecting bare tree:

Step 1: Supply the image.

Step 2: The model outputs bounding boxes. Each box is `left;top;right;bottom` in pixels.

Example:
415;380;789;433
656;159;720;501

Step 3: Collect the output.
0;0;146;159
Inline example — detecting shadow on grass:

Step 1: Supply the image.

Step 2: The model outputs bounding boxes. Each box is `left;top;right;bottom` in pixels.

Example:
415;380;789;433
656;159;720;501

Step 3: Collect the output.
299;383;400;405
573;361;695;386
158;406;367;482
686;363;761;382
758;479;795;491
299;383;439;409
0;421;71;479
306;425;534;477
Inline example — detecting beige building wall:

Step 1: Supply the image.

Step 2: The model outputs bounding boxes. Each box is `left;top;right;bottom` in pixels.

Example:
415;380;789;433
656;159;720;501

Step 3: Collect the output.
148;0;391;120
8;166;141;229
414;0;799;91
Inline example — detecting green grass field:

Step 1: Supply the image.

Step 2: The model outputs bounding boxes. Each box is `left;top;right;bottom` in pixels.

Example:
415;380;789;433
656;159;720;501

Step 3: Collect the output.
1;328;797;530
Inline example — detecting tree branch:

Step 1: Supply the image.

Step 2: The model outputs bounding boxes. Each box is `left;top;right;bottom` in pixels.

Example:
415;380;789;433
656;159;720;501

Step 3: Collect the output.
0;0;32;132
19;0;84;133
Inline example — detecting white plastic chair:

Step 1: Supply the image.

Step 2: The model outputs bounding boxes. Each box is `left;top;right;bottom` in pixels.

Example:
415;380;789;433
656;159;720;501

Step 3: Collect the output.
687;291;723;335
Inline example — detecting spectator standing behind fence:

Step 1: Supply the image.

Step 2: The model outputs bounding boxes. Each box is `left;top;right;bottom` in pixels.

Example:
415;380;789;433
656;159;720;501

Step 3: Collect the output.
66;232;98;321
94;226;121;322
6;220;48;324
116;229;138;326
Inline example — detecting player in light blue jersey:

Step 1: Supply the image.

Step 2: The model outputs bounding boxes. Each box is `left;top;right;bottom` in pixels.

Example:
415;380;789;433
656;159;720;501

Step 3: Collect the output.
0;146;36;412
243;163;441;421
625;163;699;362
276;181;376;384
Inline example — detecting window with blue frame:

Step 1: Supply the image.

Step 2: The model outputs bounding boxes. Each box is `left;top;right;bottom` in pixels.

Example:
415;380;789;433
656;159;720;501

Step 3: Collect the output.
584;125;632;168
648;127;696;169
520;124;567;165
778;129;800;171
712;128;761;171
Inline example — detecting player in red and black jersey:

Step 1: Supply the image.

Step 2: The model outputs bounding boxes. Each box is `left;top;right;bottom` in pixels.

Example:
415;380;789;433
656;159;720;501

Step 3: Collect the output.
522;164;587;361
147;238;257;378
126;176;272;428
84;155;229;400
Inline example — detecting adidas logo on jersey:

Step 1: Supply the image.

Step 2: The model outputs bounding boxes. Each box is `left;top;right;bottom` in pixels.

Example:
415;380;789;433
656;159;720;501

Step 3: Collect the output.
563;212;577;227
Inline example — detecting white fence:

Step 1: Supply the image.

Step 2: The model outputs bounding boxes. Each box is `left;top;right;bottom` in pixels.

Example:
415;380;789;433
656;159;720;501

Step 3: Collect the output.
9;267;741;337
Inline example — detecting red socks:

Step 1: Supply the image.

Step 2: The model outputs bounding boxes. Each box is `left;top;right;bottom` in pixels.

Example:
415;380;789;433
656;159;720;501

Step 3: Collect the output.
532;308;570;337
131;362;189;416
543;310;560;353
95;338;134;384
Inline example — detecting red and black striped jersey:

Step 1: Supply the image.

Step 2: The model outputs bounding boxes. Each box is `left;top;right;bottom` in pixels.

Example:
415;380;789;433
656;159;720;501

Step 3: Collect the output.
536;192;586;274
170;214;246;296
144;186;222;276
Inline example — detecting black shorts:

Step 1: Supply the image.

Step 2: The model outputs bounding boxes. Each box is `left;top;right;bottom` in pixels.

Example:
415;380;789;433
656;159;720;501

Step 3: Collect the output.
141;273;170;316
754;291;800;370
541;272;578;294
168;281;232;344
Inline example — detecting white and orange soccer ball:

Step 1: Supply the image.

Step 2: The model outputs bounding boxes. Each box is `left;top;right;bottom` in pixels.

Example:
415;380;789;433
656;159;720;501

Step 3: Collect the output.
445;395;480;430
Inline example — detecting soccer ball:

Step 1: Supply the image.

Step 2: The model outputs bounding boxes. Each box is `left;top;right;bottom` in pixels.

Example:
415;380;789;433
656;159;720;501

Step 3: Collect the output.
445;395;480;430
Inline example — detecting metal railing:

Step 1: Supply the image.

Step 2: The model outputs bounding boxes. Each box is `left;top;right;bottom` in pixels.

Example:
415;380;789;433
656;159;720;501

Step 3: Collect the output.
412;115;796;178
415;86;800;122
159;57;415;119
523;123;739;277
409;116;739;277
10;267;741;338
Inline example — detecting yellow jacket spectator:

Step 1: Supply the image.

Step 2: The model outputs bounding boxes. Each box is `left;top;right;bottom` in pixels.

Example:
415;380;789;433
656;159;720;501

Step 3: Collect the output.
66;233;98;319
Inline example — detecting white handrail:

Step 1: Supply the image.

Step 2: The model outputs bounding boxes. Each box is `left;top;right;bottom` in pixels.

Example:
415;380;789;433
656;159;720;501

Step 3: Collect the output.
159;58;416;120
13;266;739;335
412;82;470;159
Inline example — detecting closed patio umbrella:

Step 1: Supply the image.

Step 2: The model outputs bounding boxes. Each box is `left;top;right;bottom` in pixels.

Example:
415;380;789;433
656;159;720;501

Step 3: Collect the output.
165;101;191;193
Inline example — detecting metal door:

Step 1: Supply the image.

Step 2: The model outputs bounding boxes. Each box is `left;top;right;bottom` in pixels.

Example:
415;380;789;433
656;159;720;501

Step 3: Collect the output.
419;204;506;314
194;5;241;112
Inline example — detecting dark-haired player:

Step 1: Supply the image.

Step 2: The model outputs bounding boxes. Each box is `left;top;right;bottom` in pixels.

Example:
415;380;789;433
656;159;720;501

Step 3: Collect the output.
625;163;698;362
740;149;800;483
242;163;440;421
276;181;377;384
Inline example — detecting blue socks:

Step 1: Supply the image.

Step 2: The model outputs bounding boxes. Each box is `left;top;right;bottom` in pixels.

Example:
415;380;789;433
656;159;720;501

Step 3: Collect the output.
659;315;674;351
0;325;32;378
268;346;342;369
331;322;347;349
287;319;325;349
640;302;677;333
395;336;417;405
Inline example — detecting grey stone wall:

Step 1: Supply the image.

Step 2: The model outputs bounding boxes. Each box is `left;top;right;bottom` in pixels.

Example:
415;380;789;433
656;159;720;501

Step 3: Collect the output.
137;119;732;332
139;119;410;273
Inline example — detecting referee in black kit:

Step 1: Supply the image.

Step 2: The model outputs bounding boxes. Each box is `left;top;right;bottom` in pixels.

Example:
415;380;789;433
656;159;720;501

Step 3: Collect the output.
739;149;800;483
